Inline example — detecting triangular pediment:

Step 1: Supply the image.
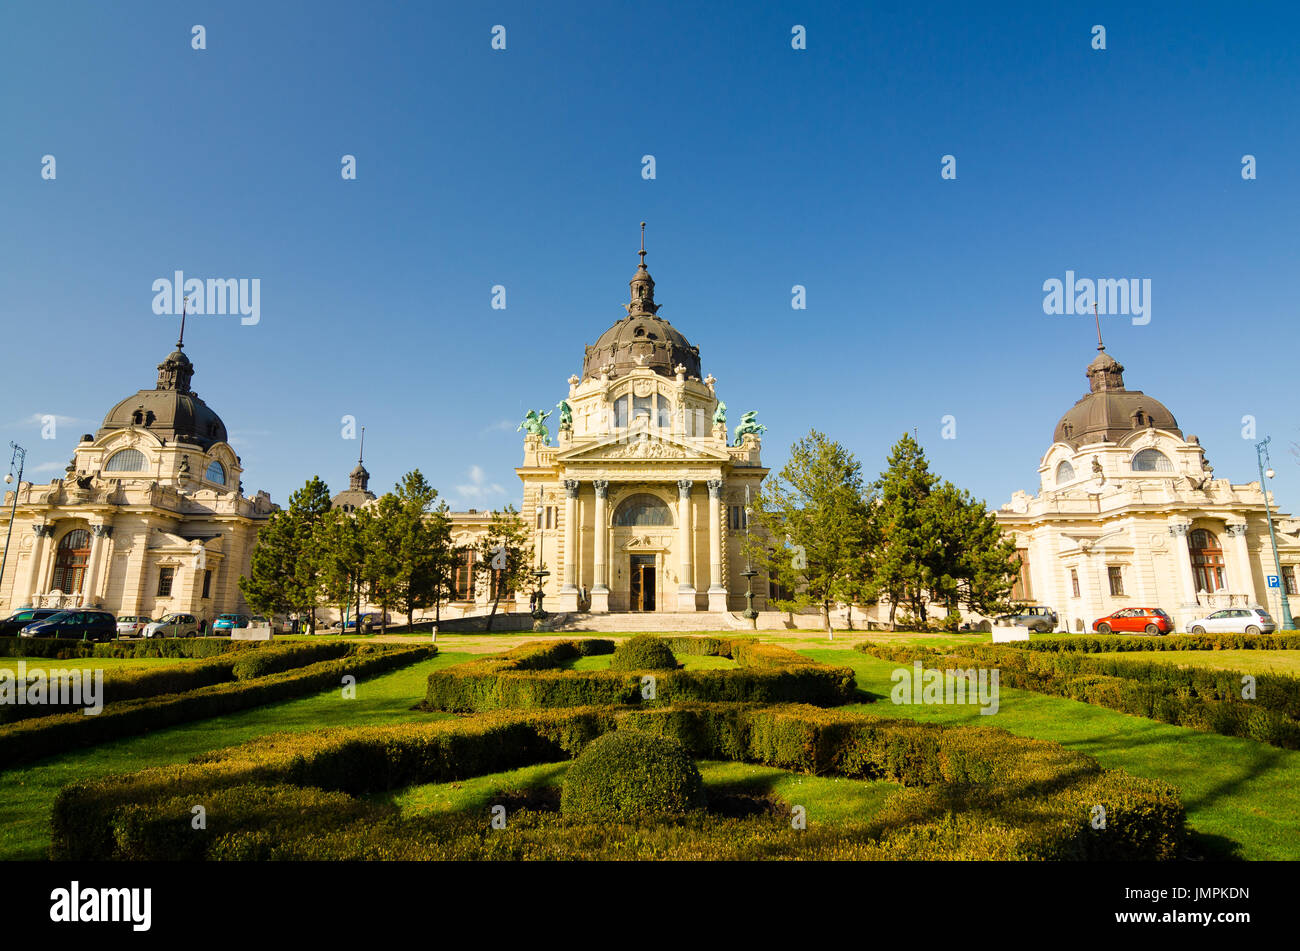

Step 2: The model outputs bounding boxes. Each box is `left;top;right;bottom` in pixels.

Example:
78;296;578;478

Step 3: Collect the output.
557;429;731;464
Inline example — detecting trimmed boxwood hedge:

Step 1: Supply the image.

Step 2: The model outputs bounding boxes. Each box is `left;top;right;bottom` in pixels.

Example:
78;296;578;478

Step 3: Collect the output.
1018;632;1300;653
0;641;359;725
51;702;1183;861
857;641;1300;749
423;637;857;712
0;636;254;660
609;634;679;671
0;644;436;767
560;731;705;818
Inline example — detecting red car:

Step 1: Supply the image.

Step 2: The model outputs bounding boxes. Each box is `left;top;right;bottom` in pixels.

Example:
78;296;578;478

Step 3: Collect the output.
1092;607;1173;636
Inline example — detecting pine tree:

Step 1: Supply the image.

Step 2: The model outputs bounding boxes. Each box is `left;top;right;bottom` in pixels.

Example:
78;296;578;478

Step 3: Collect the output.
240;475;331;631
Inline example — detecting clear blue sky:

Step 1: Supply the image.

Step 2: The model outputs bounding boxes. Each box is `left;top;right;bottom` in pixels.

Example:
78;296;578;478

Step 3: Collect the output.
2;1;1297;514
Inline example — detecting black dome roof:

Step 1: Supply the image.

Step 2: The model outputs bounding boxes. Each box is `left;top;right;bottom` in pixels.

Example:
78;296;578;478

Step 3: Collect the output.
1054;349;1180;448
97;340;228;449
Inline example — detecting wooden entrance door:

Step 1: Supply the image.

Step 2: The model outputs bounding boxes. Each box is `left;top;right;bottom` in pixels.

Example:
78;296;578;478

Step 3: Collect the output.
629;555;656;612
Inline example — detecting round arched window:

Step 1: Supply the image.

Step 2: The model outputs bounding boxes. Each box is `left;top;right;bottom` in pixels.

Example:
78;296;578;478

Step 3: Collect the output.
104;448;147;472
1189;529;1225;593
205;460;226;485
51;529;91;594
1132;449;1174;472
1055;460;1076;484
613;493;672;526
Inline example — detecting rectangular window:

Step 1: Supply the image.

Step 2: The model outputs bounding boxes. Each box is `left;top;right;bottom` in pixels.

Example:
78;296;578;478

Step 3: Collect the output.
1284;566;1298;596
614;396;629;429
201;569;212;599
157;566;175;597
546;507;554;530
1107;566;1125;596
632;394;653;422
491;568;512;600
1070;569;1080;599
452;550;476;601
728;505;747;531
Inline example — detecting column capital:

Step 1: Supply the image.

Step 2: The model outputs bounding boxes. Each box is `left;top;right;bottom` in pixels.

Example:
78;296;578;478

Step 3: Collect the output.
592;479;609;498
33;523;55;538
91;525;114;538
706;478;724;499
1168;522;1191;537
563;479;580;498
1224;522;1249;537
676;479;693;498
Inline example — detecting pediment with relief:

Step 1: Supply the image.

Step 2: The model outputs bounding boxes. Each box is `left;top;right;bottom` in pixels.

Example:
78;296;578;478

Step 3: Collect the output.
558;429;729;464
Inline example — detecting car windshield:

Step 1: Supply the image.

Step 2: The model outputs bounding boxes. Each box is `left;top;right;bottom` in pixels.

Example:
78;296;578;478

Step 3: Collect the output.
218;615;239;620
38;612;72;623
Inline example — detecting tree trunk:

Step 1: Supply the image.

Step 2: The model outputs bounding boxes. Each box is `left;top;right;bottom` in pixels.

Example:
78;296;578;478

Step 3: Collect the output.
486;590;501;632
822;599;831;632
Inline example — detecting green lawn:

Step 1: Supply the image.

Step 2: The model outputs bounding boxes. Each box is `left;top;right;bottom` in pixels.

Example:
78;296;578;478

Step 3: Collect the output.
379;758;899;828
0;652;467;861
559;653;737;671
814;648;1300;860
1090;649;1300;676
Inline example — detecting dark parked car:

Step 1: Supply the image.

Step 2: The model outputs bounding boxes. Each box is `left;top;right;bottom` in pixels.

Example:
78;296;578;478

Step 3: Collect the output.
332;611;390;632
19;609;117;642
0;609;62;637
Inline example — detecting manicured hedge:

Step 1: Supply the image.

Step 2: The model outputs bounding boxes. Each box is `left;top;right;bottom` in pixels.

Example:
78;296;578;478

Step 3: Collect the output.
609;634;679;671
560;731;705;818
857;641;1300;749
52;702;1183;861
1020;632;1300;653
0;636;253;660
423;638;857;712
0;644;436;767
0;641;363;725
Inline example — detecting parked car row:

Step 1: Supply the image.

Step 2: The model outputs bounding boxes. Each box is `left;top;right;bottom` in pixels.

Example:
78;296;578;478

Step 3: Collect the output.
0;609;292;642
965;604;1278;637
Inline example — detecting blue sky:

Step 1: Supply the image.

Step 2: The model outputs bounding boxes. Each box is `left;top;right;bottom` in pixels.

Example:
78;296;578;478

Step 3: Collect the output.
2;1;1297;513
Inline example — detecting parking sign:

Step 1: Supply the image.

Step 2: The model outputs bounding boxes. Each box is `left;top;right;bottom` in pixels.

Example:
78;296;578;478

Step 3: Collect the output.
1267;575;1280;588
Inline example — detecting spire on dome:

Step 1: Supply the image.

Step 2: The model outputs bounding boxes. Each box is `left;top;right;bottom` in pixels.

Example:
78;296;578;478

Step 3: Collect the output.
627;221;659;316
156;296;195;393
349;426;370;491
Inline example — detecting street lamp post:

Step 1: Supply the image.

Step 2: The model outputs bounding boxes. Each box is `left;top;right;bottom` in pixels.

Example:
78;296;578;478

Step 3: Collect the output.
2;442;27;608
1256;437;1294;630
532;492;549;619
741;486;758;627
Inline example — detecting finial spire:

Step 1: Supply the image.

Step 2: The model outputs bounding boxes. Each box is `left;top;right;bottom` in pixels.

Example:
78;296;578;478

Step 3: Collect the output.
639;221;647;268
178;296;188;350
358;426;365;465
1093;301;1104;351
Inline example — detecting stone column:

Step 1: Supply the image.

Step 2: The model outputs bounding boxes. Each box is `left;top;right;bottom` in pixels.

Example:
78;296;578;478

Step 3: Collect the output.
1224;523;1254;603
82;525;112;608
676;479;696;610
559;480;580;611
706;479;728;612
1170;522;1200;628
590;480;610;613
19;524;53;607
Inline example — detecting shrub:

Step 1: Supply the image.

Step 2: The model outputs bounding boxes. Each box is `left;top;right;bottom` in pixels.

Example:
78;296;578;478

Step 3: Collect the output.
230;642;350;679
609;635;678;671
560;731;706;819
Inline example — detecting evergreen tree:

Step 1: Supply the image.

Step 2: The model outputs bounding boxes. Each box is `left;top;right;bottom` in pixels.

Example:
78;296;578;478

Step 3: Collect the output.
239;475;331;631
374;470;451;630
288;476;332;633
313;505;367;634
745;430;874;632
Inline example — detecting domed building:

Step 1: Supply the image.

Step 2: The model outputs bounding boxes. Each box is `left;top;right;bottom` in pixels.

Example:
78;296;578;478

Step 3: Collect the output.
443;227;769;618
0;323;276;621
998;339;1300;632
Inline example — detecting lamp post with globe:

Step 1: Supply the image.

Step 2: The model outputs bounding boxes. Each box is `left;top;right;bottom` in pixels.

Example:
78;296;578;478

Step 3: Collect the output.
1;442;26;604
1256;437;1295;630
741;486;759;627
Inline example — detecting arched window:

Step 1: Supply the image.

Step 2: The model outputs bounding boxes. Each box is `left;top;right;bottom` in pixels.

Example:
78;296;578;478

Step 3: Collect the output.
1189;529;1225;593
51;529;91;594
104;448;147;472
613;493;672;527
657;397;673;428
1132;449;1173;472
1055;460;1076;484
205;460;226;485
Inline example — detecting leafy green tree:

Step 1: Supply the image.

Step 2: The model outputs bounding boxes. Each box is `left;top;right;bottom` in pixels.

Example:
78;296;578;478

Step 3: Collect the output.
313;505;368;634
288;476;332;633
745;430;874;632
473;505;532;631
369;470;452;630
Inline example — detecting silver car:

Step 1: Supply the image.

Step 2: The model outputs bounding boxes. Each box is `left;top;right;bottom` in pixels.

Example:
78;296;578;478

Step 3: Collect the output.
116;615;153;637
142;613;200;638
1187;607;1276;635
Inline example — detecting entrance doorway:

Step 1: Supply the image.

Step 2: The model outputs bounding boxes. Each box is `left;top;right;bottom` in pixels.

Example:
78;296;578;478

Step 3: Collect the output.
629;555;656;612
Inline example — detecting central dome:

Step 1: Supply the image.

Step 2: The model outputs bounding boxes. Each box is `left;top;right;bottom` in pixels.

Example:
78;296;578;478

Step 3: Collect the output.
581;225;701;382
1053;348;1180;448
97;335;228;450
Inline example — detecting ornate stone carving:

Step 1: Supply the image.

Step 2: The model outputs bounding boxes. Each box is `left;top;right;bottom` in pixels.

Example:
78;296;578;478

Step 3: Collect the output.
707;479;724;499
563;479;580;498
1168;523;1190;537
34;524;55;538
1224;523;1249;537
605;436;684;460
91;525;114;538
592;479;609;499
677;479;693;499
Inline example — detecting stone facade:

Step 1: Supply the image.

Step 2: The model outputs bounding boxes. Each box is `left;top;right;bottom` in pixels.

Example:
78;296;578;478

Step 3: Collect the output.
0;333;275;622
996;344;1300;632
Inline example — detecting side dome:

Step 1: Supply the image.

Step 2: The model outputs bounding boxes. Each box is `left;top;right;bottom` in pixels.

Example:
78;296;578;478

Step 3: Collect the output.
1053;348;1181;448
580;224;702;382
96;334;228;450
